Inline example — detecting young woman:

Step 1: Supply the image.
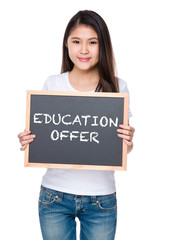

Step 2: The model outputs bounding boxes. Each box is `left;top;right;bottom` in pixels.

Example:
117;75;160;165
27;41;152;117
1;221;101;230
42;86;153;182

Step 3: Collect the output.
18;10;135;240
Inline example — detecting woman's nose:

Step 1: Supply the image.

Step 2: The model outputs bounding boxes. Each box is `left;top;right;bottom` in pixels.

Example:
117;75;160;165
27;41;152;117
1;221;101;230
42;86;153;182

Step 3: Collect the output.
80;43;89;54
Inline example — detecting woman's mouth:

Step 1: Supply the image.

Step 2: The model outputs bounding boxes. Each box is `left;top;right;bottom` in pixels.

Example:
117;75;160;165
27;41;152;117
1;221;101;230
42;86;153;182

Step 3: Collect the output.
78;58;91;62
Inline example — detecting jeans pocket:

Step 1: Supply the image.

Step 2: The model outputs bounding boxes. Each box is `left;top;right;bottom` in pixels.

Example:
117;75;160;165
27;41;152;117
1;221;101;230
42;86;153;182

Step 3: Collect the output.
38;189;56;206
97;194;117;212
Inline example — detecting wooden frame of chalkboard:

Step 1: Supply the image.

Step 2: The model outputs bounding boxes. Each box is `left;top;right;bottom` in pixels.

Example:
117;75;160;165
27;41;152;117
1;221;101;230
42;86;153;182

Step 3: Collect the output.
25;91;129;171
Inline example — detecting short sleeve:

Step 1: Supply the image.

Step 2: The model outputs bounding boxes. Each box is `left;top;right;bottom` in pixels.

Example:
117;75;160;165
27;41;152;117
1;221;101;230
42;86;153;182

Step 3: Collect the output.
42;77;49;91
118;78;132;118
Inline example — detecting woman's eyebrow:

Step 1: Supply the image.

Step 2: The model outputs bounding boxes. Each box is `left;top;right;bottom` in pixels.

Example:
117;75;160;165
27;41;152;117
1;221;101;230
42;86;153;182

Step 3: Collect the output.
70;37;98;40
88;37;98;40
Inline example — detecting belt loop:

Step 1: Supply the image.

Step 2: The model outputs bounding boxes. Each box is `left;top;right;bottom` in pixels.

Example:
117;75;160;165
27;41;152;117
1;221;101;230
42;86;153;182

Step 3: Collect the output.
90;196;96;203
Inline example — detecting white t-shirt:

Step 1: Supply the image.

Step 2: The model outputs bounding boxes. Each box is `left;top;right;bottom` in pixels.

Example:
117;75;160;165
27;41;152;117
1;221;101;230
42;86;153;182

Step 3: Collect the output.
41;71;132;195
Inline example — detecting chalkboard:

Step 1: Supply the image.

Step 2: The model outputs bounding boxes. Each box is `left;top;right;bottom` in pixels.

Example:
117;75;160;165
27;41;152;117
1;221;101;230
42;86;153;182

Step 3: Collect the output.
25;91;129;171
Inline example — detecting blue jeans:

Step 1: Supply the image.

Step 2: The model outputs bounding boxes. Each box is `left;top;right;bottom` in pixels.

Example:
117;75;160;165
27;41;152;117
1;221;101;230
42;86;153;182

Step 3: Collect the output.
39;185;117;240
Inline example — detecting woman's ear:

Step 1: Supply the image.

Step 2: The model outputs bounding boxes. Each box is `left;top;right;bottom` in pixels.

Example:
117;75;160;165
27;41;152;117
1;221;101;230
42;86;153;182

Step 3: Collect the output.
65;41;68;48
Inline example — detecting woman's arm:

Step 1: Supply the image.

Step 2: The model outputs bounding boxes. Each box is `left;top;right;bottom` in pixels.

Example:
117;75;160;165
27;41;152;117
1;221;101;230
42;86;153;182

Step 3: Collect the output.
117;122;135;154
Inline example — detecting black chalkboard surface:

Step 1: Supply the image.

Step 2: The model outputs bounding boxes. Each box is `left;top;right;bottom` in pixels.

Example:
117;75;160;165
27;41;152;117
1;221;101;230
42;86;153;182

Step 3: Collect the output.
25;91;129;171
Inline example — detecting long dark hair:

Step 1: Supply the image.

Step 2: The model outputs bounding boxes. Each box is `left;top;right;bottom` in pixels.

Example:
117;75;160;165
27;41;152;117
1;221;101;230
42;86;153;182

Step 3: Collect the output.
61;10;119;92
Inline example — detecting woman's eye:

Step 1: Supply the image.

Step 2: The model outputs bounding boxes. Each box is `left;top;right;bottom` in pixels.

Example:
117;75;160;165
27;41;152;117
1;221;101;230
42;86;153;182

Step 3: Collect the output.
90;41;97;45
73;41;79;44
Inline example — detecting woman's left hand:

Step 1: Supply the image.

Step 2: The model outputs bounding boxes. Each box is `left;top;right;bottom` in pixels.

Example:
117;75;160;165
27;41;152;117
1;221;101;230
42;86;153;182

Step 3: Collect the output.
117;124;135;153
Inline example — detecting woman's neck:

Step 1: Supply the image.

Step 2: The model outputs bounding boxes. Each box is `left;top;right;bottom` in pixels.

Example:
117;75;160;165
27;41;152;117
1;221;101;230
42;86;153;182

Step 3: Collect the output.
68;67;99;91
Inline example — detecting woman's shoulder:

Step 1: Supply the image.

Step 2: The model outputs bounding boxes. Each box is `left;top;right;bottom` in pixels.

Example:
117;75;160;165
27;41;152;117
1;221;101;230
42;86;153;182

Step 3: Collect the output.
118;77;130;93
46;72;68;82
42;72;68;91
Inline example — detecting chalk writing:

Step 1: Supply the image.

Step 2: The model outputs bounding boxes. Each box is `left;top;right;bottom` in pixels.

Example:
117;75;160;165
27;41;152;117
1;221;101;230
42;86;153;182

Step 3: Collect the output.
33;113;118;144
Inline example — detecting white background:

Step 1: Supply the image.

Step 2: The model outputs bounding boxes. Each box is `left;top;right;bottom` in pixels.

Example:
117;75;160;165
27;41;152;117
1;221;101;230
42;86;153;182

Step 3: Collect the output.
0;0;170;239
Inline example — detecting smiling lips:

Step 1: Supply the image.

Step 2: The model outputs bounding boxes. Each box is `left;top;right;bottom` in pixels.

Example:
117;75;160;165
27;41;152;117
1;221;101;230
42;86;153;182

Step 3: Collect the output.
78;58;91;62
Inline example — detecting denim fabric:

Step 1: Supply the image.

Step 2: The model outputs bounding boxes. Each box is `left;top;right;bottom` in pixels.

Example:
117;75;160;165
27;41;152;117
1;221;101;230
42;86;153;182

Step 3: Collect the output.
39;185;117;240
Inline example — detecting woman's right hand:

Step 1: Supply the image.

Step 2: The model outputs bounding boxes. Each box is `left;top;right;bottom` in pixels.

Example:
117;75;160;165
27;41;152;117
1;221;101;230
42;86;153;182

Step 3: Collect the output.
18;130;36;151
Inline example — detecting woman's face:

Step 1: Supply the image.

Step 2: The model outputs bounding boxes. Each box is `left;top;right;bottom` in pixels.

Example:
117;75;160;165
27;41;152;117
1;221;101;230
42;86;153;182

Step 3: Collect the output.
66;24;99;72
